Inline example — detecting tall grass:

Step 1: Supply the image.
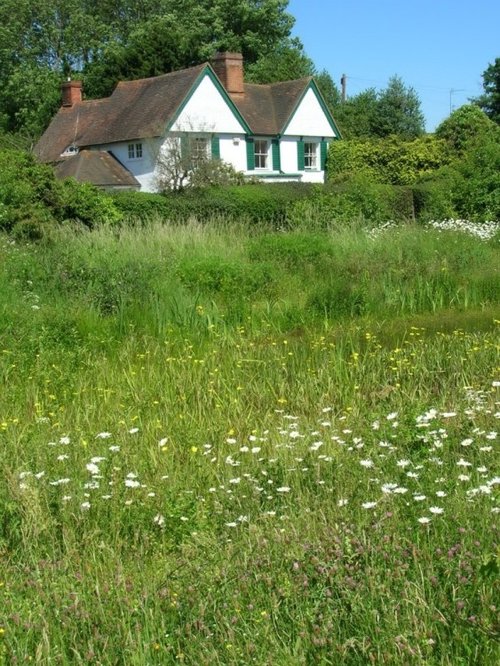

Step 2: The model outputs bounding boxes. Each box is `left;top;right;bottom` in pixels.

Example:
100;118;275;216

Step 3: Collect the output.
0;222;498;664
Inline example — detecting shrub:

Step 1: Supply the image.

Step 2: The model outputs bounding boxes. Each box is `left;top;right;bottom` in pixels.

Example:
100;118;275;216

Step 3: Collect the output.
59;180;122;228
327;135;450;186
435;104;498;154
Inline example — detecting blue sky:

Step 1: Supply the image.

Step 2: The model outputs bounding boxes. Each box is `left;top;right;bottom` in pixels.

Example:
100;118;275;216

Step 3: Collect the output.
287;0;499;131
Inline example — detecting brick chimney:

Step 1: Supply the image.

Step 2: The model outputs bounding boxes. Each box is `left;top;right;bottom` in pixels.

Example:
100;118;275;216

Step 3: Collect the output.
212;52;244;95
61;80;83;107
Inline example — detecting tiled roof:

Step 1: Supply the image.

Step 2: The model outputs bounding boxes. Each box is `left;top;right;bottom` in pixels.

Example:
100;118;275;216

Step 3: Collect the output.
231;78;312;135
54;150;140;188
35;65;315;163
35;64;206;162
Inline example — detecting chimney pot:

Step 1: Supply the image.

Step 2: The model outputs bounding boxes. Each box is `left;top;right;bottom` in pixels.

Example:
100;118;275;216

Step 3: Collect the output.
62;80;83;107
212;52;244;95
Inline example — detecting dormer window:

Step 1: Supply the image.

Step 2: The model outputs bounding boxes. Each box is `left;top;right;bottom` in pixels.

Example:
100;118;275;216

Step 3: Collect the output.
61;144;79;157
128;143;143;160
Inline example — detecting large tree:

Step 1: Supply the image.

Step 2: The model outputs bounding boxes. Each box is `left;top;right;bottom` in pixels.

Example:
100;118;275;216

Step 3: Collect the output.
0;0;301;136
473;57;500;125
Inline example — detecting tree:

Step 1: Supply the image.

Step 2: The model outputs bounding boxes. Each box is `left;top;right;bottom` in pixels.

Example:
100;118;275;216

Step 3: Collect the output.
473;57;500;125
333;89;379;139
372;75;425;138
435;104;497;153
0;0;301;137
245;38;314;83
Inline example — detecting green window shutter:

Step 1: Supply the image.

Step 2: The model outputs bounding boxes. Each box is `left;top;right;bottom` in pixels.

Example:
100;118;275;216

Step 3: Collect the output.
272;138;281;171
211;136;220;159
297;139;305;170
320;140;328;171
246;137;255;170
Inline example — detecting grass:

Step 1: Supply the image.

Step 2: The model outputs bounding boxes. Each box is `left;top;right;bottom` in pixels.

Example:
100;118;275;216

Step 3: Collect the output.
0;220;499;664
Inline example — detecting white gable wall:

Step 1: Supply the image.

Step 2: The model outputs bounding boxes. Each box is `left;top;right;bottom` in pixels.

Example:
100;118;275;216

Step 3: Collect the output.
171;74;246;134
283;88;337;138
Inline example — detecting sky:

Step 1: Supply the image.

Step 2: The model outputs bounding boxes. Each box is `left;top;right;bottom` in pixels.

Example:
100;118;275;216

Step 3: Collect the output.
287;0;500;131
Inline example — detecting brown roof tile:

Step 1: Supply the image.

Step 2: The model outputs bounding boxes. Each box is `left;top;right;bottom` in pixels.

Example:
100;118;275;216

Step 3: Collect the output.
35;65;316;164
35;64;206;162
54;150;140;188
231;78;311;135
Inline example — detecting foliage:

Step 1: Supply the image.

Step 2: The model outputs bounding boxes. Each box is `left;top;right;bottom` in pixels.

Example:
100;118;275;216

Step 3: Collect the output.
0;149;122;233
373;75;425;138
333;77;425;140
449;132;500;221
333;89;379;139
472;57;500;125
327;135;450;186
0;0;301;132
245;37;314;83
435;104;498;153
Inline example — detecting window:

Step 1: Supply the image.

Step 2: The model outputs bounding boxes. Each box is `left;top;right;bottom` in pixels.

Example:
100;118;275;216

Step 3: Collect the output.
61;144;79;157
254;139;269;169
191;137;210;164
304;142;319;169
128;143;143;160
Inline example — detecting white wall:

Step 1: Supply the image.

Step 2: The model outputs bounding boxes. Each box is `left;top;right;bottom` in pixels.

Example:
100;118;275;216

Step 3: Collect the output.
219;134;247;172
283;88;337;138
171;74;246;134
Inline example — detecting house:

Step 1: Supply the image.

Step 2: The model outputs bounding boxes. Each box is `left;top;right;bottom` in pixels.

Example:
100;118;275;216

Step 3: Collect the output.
35;53;341;192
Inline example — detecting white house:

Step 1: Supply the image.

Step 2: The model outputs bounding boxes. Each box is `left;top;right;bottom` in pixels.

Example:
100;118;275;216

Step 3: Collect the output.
35;53;341;191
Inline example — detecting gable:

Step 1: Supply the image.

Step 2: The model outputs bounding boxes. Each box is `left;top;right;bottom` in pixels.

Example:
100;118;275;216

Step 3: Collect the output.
170;71;248;134
282;86;338;138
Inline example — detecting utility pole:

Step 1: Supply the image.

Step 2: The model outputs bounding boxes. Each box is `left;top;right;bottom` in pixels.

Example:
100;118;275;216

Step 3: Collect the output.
449;88;465;114
341;74;347;102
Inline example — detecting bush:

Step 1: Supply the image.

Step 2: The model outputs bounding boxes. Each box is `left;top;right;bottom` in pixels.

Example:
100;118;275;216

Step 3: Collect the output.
0;148;122;234
111;191;172;221
59;180;122;228
327;135;450;186
289;175;414;227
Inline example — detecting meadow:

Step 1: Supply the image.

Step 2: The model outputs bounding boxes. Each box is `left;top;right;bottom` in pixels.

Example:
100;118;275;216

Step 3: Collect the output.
0;218;499;665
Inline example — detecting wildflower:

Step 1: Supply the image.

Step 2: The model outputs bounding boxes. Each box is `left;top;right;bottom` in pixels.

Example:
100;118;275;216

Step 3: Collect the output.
125;479;140;488
386;412;398;420
129;427;139;434
397;459;411;468
360;459;374;468
109;445;120;452
457;458;472;467
154;514;165;527
337;499;348;507
277;486;291;493
414;495;426;501
229;477;241;484
362;501;377;509
429;507;444;514
418;517;431;524
86;463;100;475
59;436;70;445
458;474;471;481
57;454;69;461
436;491;447;497
80;502;91;511
251;447;261;454
96;432;112;439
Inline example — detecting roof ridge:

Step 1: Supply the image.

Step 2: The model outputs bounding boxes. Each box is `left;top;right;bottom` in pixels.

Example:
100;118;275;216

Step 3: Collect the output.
115;63;207;88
